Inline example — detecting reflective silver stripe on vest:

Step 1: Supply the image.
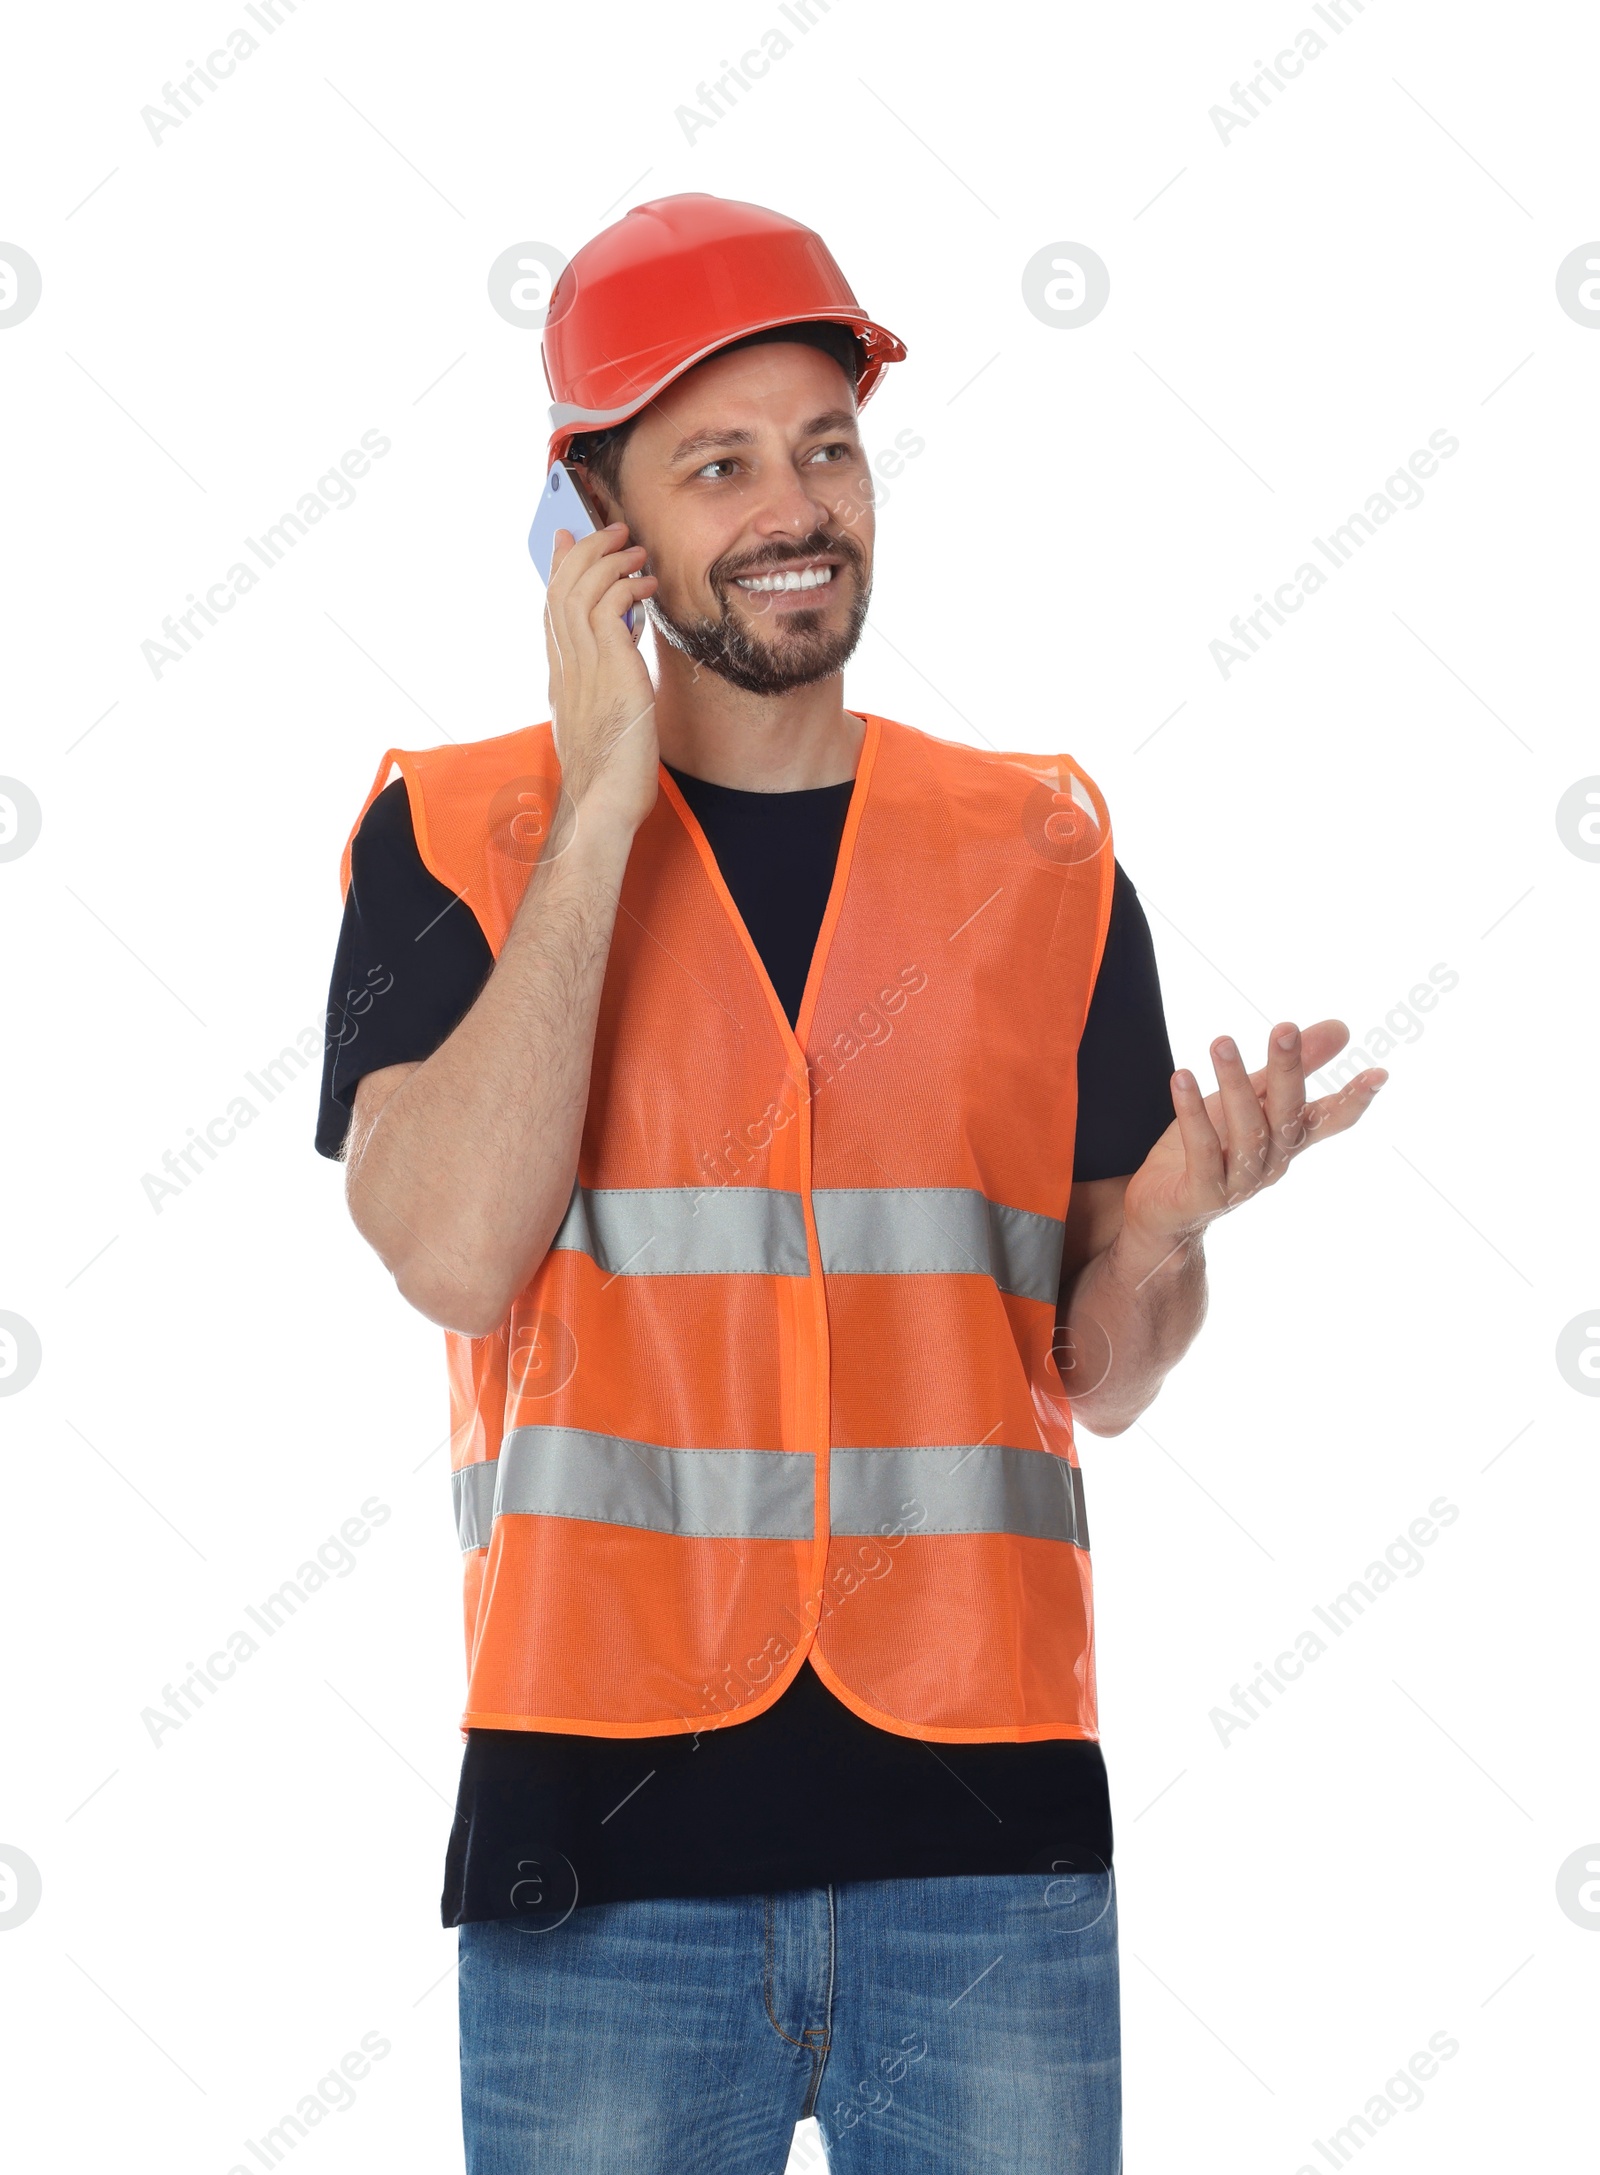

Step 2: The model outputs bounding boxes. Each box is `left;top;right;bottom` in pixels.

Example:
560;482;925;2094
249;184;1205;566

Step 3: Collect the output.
551;1185;811;1277
813;1188;1064;1303
456;1437;1087;1550
454;1458;499;1552
829;1444;1089;1549
487;1425;816;1540
550;1184;1063;1301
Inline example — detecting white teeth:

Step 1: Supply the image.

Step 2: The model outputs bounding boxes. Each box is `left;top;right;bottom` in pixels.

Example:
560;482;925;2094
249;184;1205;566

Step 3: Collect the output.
735;565;835;593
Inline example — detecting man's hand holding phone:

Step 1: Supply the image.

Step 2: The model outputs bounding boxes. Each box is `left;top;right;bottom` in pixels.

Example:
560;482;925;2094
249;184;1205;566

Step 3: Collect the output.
542;519;660;837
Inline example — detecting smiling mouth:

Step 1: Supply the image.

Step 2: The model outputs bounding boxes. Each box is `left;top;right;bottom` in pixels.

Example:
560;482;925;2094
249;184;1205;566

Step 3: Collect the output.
732;562;838;595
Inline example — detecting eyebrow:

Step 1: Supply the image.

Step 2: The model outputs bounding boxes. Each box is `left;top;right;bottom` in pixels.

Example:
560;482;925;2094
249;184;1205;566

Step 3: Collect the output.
667;409;860;467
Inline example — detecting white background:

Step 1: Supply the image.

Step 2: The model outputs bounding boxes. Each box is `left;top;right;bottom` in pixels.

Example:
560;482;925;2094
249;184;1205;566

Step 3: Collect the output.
2;1;1595;2168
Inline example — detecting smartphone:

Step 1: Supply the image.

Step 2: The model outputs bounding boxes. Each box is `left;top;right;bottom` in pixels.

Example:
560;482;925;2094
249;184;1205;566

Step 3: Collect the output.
527;461;637;632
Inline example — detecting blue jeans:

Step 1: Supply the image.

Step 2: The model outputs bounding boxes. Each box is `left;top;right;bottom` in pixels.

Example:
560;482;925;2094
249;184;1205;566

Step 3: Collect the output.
458;1871;1120;2172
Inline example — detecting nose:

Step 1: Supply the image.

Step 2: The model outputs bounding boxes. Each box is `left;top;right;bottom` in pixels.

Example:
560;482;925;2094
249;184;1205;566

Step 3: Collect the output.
747;460;836;543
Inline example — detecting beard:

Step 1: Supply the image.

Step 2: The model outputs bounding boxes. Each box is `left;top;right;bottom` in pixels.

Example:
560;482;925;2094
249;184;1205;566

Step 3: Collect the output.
644;528;871;696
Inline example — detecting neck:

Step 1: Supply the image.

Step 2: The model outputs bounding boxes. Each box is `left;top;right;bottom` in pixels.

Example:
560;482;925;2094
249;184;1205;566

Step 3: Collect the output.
650;646;863;791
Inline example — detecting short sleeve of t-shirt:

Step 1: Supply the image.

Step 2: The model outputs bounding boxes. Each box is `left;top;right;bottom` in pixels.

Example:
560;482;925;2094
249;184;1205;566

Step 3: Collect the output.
315;780;493;1158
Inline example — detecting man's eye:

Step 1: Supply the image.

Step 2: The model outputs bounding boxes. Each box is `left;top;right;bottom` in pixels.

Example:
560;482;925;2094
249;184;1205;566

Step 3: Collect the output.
808;442;852;464
696;457;740;480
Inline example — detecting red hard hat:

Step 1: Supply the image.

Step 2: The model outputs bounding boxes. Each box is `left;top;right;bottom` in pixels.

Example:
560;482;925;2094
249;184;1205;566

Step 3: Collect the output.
541;193;907;468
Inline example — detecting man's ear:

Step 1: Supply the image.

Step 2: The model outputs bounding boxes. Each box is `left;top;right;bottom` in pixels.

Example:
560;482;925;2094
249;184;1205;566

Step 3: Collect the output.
577;467;622;528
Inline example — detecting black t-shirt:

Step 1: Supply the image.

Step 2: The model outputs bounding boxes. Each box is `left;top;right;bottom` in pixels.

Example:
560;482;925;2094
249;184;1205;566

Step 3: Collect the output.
316;758;1177;1923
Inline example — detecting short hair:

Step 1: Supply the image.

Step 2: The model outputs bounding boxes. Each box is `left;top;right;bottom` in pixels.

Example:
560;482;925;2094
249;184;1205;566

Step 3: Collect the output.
567;320;863;503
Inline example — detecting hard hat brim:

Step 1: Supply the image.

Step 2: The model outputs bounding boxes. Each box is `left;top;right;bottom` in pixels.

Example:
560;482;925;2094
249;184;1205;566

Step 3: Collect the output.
547;309;906;469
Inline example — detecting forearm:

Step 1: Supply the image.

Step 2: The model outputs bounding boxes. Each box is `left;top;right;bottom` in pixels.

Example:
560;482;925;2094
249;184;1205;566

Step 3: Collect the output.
347;810;635;1332
1054;1222;1208;1436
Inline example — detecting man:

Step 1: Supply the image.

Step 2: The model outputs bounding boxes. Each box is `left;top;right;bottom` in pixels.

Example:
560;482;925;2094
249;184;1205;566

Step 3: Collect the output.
315;193;1386;2173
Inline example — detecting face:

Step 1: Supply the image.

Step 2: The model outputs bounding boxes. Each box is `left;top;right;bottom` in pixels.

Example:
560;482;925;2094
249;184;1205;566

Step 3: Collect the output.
597;341;876;697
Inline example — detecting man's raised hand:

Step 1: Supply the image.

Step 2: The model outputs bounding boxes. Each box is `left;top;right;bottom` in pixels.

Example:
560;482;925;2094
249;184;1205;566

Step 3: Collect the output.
1120;1018;1387;1256
543;521;660;835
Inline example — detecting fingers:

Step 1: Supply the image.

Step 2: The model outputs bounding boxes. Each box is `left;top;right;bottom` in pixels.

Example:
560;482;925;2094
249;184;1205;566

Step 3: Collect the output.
547;521;627;593
599;566;658;623
558;534;652;625
1209;1036;1271;1200
544;525;655;706
1198;1019;1386;1170
1229;1018;1344;1099
1261;1022;1310;1158
1294;1018;1350;1077
541;515;660;827
1256;1017;1385;1145
1302;1068;1388;1142
1167;1016;1387;1240
548;524;653;636
1170;1066;1226;1214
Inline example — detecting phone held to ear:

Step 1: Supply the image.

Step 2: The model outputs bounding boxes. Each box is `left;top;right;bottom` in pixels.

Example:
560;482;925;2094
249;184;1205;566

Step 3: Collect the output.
527;462;638;634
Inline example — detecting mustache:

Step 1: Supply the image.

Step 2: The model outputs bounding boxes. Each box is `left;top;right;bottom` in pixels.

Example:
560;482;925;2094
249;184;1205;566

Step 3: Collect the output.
709;528;866;590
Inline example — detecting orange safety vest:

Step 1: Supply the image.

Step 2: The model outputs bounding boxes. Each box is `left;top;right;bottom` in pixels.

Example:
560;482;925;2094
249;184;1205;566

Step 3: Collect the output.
338;712;1116;1744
